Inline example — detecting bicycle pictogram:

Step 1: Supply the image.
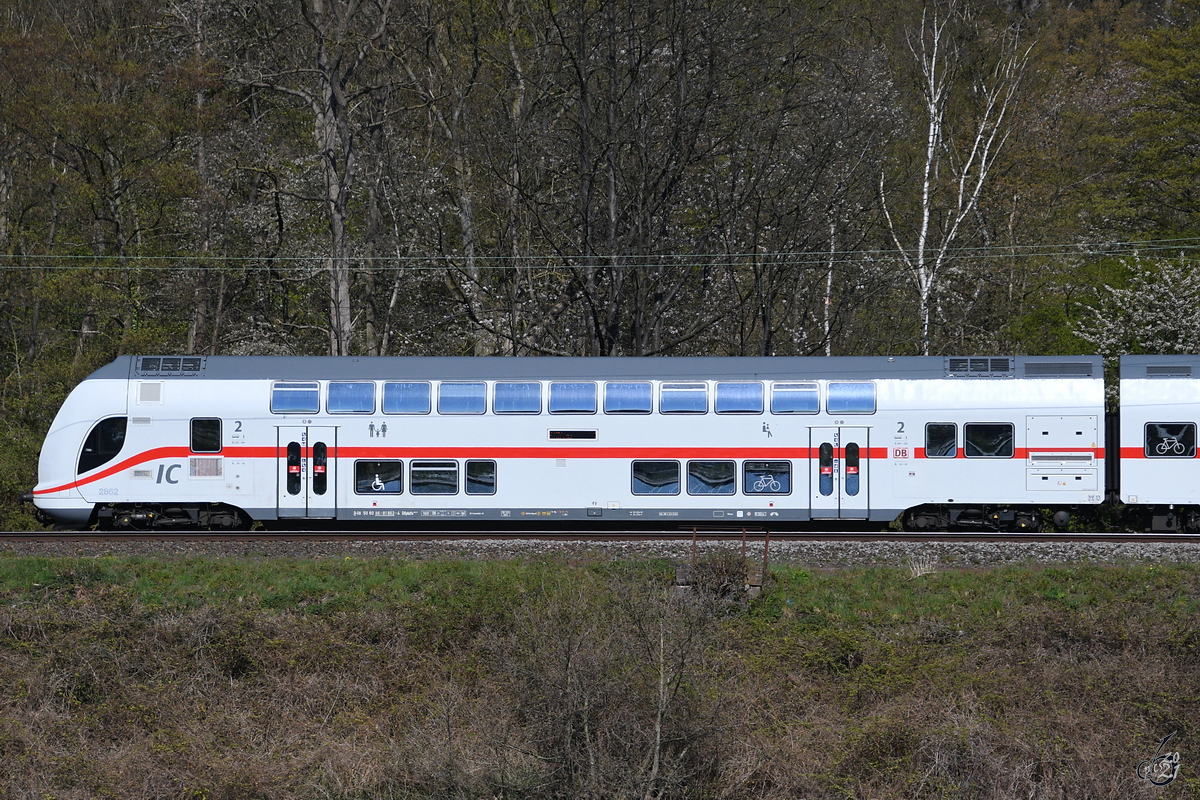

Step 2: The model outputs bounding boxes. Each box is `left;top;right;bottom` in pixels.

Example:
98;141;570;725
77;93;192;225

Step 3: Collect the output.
752;475;781;492
1156;436;1186;455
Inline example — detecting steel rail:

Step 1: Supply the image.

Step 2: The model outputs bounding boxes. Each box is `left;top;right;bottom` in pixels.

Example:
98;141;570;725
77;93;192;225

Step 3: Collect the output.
3;529;1200;544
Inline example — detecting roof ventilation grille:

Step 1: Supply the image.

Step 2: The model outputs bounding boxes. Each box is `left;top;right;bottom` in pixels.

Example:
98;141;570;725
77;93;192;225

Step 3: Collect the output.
945;356;1014;377
1146;364;1192;378
1024;361;1094;378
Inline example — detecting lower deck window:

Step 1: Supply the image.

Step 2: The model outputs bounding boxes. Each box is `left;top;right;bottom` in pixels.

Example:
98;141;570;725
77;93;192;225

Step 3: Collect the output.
744;461;790;494
687;461;735;495
632;461;680;495
356;460;403;494
411;461;458;494
466;460;497;494
1145;422;1197;458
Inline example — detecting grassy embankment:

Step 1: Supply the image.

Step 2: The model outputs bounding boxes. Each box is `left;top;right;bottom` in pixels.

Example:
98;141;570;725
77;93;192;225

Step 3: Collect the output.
1;552;1198;799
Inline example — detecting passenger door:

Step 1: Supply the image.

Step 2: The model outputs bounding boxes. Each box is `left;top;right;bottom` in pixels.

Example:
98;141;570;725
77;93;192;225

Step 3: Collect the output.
277;426;337;519
809;426;870;519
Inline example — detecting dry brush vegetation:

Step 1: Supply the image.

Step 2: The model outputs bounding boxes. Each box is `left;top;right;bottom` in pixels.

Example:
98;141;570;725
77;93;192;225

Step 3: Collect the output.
1;553;1198;799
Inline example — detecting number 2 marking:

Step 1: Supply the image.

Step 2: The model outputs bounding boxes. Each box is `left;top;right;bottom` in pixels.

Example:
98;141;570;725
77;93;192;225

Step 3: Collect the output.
897;421;905;434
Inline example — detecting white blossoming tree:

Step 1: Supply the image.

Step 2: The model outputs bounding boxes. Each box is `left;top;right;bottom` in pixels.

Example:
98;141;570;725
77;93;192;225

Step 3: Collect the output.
1074;255;1200;359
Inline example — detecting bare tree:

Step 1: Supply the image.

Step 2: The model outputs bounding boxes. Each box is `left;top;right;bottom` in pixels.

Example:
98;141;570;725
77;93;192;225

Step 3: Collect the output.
880;6;1030;355
235;0;394;355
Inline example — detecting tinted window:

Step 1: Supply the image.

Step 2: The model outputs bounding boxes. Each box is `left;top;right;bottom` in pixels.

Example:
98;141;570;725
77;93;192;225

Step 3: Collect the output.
494;382;541;414
827;382;876;414
411;460;458;494
744;461;791;494
632;461;680;494
925;423;957;458
605;382;653;414
549;382;597;413
715;382;763;414
438;382;486;414
660;383;707;413
383;382;431;414
271;382;319;413
687;461;736;495
466;460;497;494
771;382;819;414
191;418;222;453
1145;422;1197;458
328;381;375;413
78;417;128;474
355;460;403;494
964;423;1014;458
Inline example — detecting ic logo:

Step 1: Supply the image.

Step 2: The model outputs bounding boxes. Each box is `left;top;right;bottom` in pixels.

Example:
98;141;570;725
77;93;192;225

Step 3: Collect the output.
155;464;181;484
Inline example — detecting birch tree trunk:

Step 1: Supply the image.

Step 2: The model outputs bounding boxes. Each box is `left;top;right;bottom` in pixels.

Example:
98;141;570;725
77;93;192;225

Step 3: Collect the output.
880;8;1029;355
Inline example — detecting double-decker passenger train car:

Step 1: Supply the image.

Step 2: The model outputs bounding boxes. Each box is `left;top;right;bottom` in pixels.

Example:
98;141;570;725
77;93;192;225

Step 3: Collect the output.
26;354;1110;531
1118;354;1200;532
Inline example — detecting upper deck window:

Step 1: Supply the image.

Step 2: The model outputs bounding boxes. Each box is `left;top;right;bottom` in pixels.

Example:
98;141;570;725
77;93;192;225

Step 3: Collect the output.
770;382;819;414
605;382;653;414
660;382;707;414
827;382;876;414
438;382;486;414
328;381;375;414
383;382;431;414
549;382;597;414
271;382;319;413
494;382;542;414
715;382;764;414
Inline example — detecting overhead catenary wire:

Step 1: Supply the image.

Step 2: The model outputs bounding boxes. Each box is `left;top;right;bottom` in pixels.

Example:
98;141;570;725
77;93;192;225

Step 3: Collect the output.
1;236;1200;271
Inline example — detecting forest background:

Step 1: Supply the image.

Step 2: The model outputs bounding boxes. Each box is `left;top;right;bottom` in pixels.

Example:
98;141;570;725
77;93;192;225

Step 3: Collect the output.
3;0;1200;525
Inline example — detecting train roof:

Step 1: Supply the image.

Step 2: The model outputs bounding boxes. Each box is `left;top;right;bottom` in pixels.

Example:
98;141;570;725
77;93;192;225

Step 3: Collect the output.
88;354;1104;382
1121;354;1200;379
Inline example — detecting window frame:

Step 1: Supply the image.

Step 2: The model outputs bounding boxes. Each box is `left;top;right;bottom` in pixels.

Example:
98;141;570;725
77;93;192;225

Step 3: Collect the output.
686;460;737;496
410;460;460;495
437;382;487;415
549;382;598;414
604;381;653;414
270;382;320;414
963;422;1015;458
659;382;708;414
631;460;682;495
327;381;376;414
770;382;820;414
715;382;764;414
743;460;792;495
465;459;498;495
190;418;222;454
383;382;432;415
924;422;958;459
826;382;876;414
1144;422;1198;459
354;459;404;494
493;382;542;414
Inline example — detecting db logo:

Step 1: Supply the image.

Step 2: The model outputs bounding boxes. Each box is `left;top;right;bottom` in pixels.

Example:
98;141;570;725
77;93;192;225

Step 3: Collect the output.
893;447;909;459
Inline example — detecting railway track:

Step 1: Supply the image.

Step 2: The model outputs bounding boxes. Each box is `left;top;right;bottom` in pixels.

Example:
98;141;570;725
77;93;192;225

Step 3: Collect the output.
3;528;1200;544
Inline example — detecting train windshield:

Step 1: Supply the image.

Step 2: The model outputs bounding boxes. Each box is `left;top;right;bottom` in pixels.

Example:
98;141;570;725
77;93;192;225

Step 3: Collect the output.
77;417;127;474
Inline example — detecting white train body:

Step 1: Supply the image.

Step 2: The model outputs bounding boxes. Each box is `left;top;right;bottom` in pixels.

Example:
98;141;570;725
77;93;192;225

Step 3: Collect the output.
1119;355;1200;529
30;355;1106;530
